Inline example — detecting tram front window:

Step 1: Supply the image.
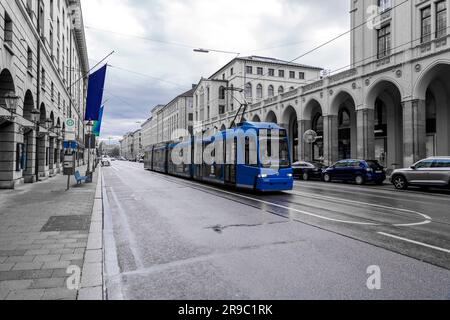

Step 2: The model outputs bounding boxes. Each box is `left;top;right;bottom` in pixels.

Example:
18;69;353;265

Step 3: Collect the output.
259;137;290;168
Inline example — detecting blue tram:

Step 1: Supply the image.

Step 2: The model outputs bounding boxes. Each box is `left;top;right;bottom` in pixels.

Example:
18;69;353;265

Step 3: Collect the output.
144;122;294;192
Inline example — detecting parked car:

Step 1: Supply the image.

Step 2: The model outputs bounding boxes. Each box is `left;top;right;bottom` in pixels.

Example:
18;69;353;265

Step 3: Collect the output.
390;157;450;190
101;156;111;167
292;161;325;181
323;159;386;185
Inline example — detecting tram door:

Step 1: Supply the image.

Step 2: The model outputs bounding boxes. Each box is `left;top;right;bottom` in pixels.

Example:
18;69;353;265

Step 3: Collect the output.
224;138;237;184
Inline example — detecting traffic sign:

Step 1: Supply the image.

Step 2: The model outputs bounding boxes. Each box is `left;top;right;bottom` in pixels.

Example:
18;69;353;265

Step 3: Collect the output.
65;118;76;133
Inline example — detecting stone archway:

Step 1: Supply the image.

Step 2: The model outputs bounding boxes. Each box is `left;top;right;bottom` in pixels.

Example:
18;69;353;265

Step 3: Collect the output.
415;63;450;158
366;81;404;168
281;106;299;162
265;110;277;124
0;69;18;188
251;114;261;122
23;90;35;182
329;91;357;163
301;99;323;162
38;103;48;178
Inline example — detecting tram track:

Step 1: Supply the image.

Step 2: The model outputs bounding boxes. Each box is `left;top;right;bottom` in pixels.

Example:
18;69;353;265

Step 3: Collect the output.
104;163;450;271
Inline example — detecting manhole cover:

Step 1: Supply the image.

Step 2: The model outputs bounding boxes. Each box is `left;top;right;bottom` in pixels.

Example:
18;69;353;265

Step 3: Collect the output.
41;215;91;232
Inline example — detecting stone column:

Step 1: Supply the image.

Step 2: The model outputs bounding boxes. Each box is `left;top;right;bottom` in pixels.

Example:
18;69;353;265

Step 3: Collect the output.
403;99;426;167
38;134;49;178
323;115;338;166
49;137;55;175
299;119;312;161
356;108;375;160
0;122;17;189
23;130;36;183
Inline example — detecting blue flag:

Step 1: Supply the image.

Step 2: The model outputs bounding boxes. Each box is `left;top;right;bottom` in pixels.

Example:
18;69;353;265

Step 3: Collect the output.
85;65;107;121
92;106;104;137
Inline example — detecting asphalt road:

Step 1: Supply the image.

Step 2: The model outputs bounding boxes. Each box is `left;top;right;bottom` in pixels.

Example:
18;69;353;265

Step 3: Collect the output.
102;161;450;300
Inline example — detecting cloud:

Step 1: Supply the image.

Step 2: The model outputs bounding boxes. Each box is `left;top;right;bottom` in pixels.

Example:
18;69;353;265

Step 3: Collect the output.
81;0;350;142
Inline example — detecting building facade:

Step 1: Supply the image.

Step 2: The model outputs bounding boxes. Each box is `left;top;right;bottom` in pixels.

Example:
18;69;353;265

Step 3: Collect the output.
197;0;450;169
0;0;89;188
193;56;322;131
139;87;195;150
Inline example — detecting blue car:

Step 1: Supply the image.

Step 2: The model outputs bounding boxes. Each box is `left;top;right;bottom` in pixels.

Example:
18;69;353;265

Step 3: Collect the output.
322;159;386;185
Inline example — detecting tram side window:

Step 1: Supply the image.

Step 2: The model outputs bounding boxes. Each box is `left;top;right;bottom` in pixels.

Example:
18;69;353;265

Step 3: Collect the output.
245;137;257;166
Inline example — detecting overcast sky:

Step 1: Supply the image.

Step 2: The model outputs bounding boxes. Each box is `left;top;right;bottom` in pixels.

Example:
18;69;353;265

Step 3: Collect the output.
80;0;351;143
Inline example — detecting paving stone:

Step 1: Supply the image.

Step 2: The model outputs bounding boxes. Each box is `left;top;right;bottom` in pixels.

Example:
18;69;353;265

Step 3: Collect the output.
20;269;53;280
0;280;33;291
13;262;44;271
74;248;85;255
65;242;87;249
78;286;102;300
0;263;14;272
33;255;61;263
25;249;50;256
0;250;26;257
70;260;83;268
0;257;6;264
6;289;45;300
84;250;102;263
0;271;22;281
41;244;65;250
52;268;71;278
50;248;74;255
0;289;9;300
42;288;77;300
42;261;70;270
31;278;65;289
60;254;84;261
5;256;35;264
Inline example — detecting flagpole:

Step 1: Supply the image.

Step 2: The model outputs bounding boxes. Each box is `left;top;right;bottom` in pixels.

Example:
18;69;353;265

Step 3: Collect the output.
70;51;115;90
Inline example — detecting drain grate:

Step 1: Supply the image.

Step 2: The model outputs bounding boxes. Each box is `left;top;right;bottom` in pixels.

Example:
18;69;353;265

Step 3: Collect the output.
41;215;91;232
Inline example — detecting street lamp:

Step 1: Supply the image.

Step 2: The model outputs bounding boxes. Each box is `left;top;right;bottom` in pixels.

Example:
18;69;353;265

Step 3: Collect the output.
86;120;94;180
30;108;41;183
193;48;240;56
1;93;19;123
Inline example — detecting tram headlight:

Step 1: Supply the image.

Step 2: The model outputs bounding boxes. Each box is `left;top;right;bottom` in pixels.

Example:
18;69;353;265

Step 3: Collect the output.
287;173;293;177
258;174;268;178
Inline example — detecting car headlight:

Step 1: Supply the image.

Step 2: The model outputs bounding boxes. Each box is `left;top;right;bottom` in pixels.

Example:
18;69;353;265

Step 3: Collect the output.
258;174;268;178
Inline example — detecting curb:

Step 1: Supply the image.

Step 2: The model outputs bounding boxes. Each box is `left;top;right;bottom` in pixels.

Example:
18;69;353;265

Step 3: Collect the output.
77;167;104;300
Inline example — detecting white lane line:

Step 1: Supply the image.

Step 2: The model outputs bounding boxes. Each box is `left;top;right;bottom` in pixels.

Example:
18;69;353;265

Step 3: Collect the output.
159;177;379;226
378;232;450;254
291;191;432;227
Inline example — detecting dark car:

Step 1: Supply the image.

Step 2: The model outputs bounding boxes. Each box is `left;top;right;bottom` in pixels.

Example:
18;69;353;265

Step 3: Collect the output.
323;159;386;185
292;161;325;181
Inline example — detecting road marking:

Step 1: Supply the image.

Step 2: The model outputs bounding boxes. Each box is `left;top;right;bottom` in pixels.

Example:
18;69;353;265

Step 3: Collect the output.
378;232;450;254
291;191;432;227
149;174;379;226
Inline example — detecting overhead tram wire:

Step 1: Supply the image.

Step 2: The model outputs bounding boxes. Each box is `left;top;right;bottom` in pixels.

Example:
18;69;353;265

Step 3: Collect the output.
231;0;411;93
197;0;412;110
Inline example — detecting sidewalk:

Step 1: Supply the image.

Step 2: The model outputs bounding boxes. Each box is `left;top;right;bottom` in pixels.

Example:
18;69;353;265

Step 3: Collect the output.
0;166;103;300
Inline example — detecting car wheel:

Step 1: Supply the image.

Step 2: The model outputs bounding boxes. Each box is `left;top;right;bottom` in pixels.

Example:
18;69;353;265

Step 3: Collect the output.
392;175;408;190
302;173;309;181
355;175;365;185
323;173;332;183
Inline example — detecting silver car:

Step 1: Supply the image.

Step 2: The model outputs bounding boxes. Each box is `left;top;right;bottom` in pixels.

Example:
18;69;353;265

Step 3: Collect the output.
390;157;450;190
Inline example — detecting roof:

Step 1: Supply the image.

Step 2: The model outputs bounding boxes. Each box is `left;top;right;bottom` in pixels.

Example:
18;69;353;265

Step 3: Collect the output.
164;86;197;108
209;55;322;79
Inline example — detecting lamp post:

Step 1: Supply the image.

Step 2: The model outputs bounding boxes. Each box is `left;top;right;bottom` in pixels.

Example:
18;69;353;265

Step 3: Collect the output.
30;108;41;182
1;93;19;124
86;120;93;181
